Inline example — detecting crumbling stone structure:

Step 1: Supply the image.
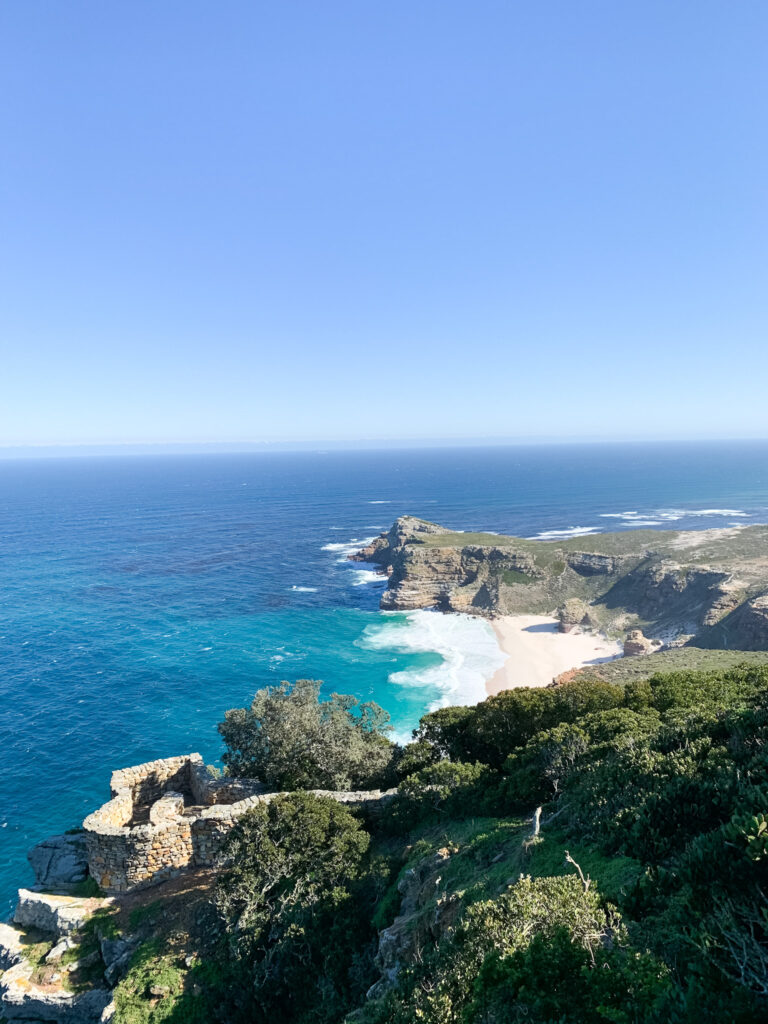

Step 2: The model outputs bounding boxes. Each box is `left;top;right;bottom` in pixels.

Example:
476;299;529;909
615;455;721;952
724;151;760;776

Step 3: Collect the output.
83;753;394;894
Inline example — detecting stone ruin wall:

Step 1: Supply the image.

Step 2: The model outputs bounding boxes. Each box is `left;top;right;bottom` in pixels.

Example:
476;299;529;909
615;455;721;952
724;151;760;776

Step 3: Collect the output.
83;753;394;894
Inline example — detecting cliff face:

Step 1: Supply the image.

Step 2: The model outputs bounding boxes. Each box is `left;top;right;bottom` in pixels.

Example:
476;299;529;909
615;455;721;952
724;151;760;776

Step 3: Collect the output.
352;516;768;649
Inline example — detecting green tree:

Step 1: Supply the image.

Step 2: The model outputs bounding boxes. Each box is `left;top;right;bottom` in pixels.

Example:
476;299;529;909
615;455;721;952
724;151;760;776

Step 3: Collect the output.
218;678;396;790
217;792;375;1023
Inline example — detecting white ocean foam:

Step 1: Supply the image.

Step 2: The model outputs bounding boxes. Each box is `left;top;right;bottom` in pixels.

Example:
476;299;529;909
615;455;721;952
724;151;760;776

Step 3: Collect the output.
602;508;750;524
532;526;601;540
291;585;319;593
321;536;376;561
358;610;506;710
657;508;749;520
350;569;387;586
690;509;749;517
369;500;391;504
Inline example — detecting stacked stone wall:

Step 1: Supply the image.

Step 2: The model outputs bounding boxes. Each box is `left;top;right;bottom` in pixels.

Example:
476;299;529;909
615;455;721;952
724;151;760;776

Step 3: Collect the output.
110;754;195;807
84;753;396;894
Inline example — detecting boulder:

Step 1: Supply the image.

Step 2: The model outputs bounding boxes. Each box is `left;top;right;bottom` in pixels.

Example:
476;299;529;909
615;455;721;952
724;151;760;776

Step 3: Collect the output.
558;599;590;633
45;936;76;962
28;833;88;891
623;629;655;657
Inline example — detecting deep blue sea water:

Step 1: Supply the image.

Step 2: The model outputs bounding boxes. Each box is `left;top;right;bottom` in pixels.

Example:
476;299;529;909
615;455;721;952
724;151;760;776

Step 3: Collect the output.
2;441;768;913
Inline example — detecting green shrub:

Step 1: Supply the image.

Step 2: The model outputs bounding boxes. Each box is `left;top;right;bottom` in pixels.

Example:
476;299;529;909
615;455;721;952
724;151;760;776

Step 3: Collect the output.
216;792;376;1023
218;678;397;790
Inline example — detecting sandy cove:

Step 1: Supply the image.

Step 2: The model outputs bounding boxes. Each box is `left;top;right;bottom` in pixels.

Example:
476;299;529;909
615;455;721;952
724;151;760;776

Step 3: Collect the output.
487;615;622;696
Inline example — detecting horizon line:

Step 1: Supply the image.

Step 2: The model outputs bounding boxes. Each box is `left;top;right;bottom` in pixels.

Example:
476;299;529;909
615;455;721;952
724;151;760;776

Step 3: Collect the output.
1;434;768;460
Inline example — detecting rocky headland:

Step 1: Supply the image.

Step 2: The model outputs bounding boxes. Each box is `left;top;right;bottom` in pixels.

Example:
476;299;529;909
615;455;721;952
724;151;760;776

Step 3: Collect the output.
352;515;768;650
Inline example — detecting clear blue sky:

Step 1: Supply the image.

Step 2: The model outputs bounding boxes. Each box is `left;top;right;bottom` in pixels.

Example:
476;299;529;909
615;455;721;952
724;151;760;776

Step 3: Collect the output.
1;2;767;448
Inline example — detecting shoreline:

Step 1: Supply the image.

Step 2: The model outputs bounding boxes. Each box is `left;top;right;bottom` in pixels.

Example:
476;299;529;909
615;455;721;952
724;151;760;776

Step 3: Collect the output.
486;615;622;696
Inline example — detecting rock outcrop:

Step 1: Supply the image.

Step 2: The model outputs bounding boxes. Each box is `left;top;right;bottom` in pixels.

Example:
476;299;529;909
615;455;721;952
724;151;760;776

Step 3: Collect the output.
0;922;25;971
368;847;459;999
1;890;112;1022
623;630;656;657
352;517;768;650
14;889;103;936
0;958;112;1022
699;595;768;651
28;833;89;892
558;598;591;633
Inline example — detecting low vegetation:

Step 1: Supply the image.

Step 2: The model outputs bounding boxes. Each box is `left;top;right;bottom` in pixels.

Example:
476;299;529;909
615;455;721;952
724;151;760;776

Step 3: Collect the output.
105;664;768;1022
573;646;768;684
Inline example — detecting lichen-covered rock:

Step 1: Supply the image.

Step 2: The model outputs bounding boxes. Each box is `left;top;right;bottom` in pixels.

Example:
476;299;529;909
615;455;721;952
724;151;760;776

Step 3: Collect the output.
0;922;25;970
28;832;89;891
0;956;111;1021
14;888;106;936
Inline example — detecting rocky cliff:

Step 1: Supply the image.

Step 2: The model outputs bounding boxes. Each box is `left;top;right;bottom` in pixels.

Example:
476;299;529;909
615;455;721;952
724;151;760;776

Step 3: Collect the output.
352;516;768;648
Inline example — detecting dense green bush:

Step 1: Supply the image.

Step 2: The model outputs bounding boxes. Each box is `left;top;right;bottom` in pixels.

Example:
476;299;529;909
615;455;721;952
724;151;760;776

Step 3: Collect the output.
218;678;397;790
216;792;377;1023
412;677;624;769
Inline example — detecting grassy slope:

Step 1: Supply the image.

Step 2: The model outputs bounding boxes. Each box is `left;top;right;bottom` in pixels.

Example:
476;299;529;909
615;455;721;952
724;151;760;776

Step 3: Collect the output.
418;528;677;556
417;522;768;570
571;646;768;684
373;817;641;937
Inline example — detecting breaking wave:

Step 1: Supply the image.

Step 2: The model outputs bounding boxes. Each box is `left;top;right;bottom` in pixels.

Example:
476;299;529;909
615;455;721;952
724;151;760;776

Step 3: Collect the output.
358;610;506;710
532;526;600;540
350;569;387;586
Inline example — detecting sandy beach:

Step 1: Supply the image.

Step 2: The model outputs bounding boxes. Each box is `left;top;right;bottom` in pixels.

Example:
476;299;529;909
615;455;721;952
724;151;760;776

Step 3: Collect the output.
487;615;622;696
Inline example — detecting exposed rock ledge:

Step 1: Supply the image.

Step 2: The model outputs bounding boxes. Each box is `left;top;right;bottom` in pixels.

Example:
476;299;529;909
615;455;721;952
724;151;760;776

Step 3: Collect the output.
352;516;768;650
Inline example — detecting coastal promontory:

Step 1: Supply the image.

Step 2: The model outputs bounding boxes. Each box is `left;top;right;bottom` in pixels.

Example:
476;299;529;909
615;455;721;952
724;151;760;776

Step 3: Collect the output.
352;515;768;649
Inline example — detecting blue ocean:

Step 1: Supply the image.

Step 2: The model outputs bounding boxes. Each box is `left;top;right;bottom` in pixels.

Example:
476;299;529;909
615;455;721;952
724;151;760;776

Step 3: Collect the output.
2;441;768;913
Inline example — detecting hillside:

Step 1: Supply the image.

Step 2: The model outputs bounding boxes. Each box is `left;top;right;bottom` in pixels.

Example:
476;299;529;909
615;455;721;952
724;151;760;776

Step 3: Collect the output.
353;515;768;648
6;662;768;1022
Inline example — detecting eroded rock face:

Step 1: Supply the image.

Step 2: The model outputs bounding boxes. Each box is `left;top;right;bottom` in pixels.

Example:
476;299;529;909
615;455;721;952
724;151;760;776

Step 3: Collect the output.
728;595;768;650
28;833;89;891
566;552;625;576
617;561;731;626
558;598;591;633
0;922;25;970
14;889;105;936
379;538;540;616
0;956;111;1022
623;630;655;657
368;847;459;999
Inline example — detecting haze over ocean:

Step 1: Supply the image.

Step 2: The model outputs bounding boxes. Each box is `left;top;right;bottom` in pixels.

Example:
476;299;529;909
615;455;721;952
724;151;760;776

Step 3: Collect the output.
2;441;768;912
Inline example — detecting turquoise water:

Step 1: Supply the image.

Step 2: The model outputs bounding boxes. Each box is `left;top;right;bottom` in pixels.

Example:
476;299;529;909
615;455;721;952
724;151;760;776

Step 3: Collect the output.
2;442;768;913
